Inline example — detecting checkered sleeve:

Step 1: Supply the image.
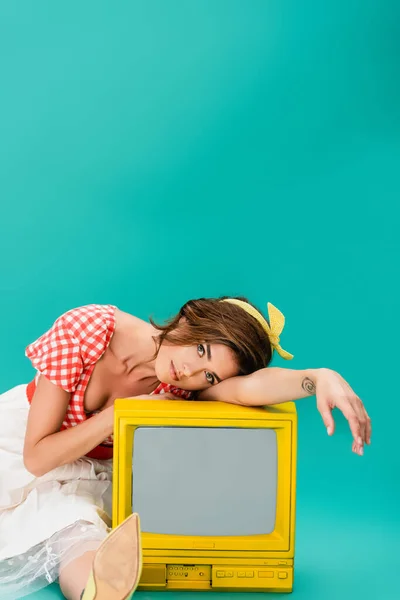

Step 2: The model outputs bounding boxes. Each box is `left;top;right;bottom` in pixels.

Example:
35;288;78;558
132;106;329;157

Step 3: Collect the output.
25;304;116;393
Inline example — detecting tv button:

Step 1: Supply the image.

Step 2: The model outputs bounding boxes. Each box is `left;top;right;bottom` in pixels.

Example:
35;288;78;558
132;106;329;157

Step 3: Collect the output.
246;571;254;578
278;572;288;579
216;571;225;578
238;571;246;578
259;571;274;578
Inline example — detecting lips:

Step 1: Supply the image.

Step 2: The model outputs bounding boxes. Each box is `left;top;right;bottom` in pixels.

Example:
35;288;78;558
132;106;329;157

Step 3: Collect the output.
170;360;179;382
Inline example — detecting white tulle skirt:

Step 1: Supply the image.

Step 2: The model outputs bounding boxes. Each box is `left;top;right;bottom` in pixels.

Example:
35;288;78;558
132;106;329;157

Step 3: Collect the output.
0;384;113;599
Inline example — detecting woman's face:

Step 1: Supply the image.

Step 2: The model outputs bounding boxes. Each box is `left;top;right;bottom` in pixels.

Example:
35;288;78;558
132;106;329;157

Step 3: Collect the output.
155;340;239;391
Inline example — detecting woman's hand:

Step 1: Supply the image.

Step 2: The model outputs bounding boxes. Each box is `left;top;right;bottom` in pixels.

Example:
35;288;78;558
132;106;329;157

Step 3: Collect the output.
315;369;371;456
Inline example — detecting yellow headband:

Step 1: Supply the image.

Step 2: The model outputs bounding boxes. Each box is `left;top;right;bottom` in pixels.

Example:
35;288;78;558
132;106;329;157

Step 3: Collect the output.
221;299;294;360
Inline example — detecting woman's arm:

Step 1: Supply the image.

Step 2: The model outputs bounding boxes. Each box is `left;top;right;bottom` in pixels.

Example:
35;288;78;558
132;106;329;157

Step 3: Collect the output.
23;375;114;477
198;367;371;456
199;367;319;406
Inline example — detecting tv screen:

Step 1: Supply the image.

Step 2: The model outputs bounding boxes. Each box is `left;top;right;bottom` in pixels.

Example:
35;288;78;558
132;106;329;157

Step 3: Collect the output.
132;427;277;537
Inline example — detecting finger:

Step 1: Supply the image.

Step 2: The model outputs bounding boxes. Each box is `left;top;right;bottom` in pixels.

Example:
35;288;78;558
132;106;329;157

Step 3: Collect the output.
365;411;372;445
351;398;367;444
318;405;335;435
334;399;362;446
351;440;363;456
344;410;363;449
352;397;371;446
349;415;362;447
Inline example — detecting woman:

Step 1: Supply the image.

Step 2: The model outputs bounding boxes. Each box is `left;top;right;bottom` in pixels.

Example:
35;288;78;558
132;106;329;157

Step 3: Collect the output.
0;297;371;600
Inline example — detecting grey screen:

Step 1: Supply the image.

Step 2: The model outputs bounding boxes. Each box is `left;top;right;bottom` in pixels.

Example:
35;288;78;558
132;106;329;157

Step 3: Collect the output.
131;427;277;536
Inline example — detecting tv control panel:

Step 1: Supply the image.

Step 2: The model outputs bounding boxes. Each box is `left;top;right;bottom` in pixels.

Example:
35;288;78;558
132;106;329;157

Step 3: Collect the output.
139;562;293;592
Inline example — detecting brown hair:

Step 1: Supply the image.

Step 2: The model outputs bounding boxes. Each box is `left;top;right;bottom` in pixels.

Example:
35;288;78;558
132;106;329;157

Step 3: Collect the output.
150;296;272;376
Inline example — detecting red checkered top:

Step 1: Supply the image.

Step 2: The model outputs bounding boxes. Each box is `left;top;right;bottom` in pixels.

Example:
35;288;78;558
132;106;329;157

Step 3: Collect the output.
25;305;193;448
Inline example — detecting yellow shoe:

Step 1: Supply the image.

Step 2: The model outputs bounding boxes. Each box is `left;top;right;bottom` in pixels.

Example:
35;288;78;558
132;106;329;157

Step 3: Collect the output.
81;513;142;600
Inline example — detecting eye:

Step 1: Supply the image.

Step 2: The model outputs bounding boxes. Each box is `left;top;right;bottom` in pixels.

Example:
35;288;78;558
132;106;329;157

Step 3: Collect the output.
205;371;215;385
197;343;205;357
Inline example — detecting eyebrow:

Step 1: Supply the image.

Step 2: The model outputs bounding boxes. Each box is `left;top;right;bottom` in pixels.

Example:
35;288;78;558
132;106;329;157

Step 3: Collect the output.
206;344;222;383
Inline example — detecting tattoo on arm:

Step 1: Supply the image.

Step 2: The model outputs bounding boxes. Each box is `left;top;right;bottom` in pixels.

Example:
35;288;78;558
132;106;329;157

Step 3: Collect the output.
302;377;316;395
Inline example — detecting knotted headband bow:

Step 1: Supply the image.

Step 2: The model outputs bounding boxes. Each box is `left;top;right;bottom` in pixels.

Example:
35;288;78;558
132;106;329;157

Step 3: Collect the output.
221;299;294;360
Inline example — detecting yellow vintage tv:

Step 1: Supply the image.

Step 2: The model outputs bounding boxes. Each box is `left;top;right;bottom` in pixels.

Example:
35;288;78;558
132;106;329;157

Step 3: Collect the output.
113;398;297;593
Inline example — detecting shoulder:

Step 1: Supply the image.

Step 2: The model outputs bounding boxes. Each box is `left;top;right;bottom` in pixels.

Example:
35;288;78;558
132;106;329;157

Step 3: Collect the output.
62;304;117;329
112;307;154;340
26;305;118;390
60;304;117;358
113;307;142;330
27;304;117;353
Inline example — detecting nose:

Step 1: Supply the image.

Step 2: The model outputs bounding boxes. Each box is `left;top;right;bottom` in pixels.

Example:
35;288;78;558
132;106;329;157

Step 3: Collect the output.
179;363;191;378
180;363;200;379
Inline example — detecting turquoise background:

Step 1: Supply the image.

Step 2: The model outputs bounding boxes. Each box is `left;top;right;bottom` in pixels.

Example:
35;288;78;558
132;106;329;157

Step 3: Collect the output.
0;1;399;599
